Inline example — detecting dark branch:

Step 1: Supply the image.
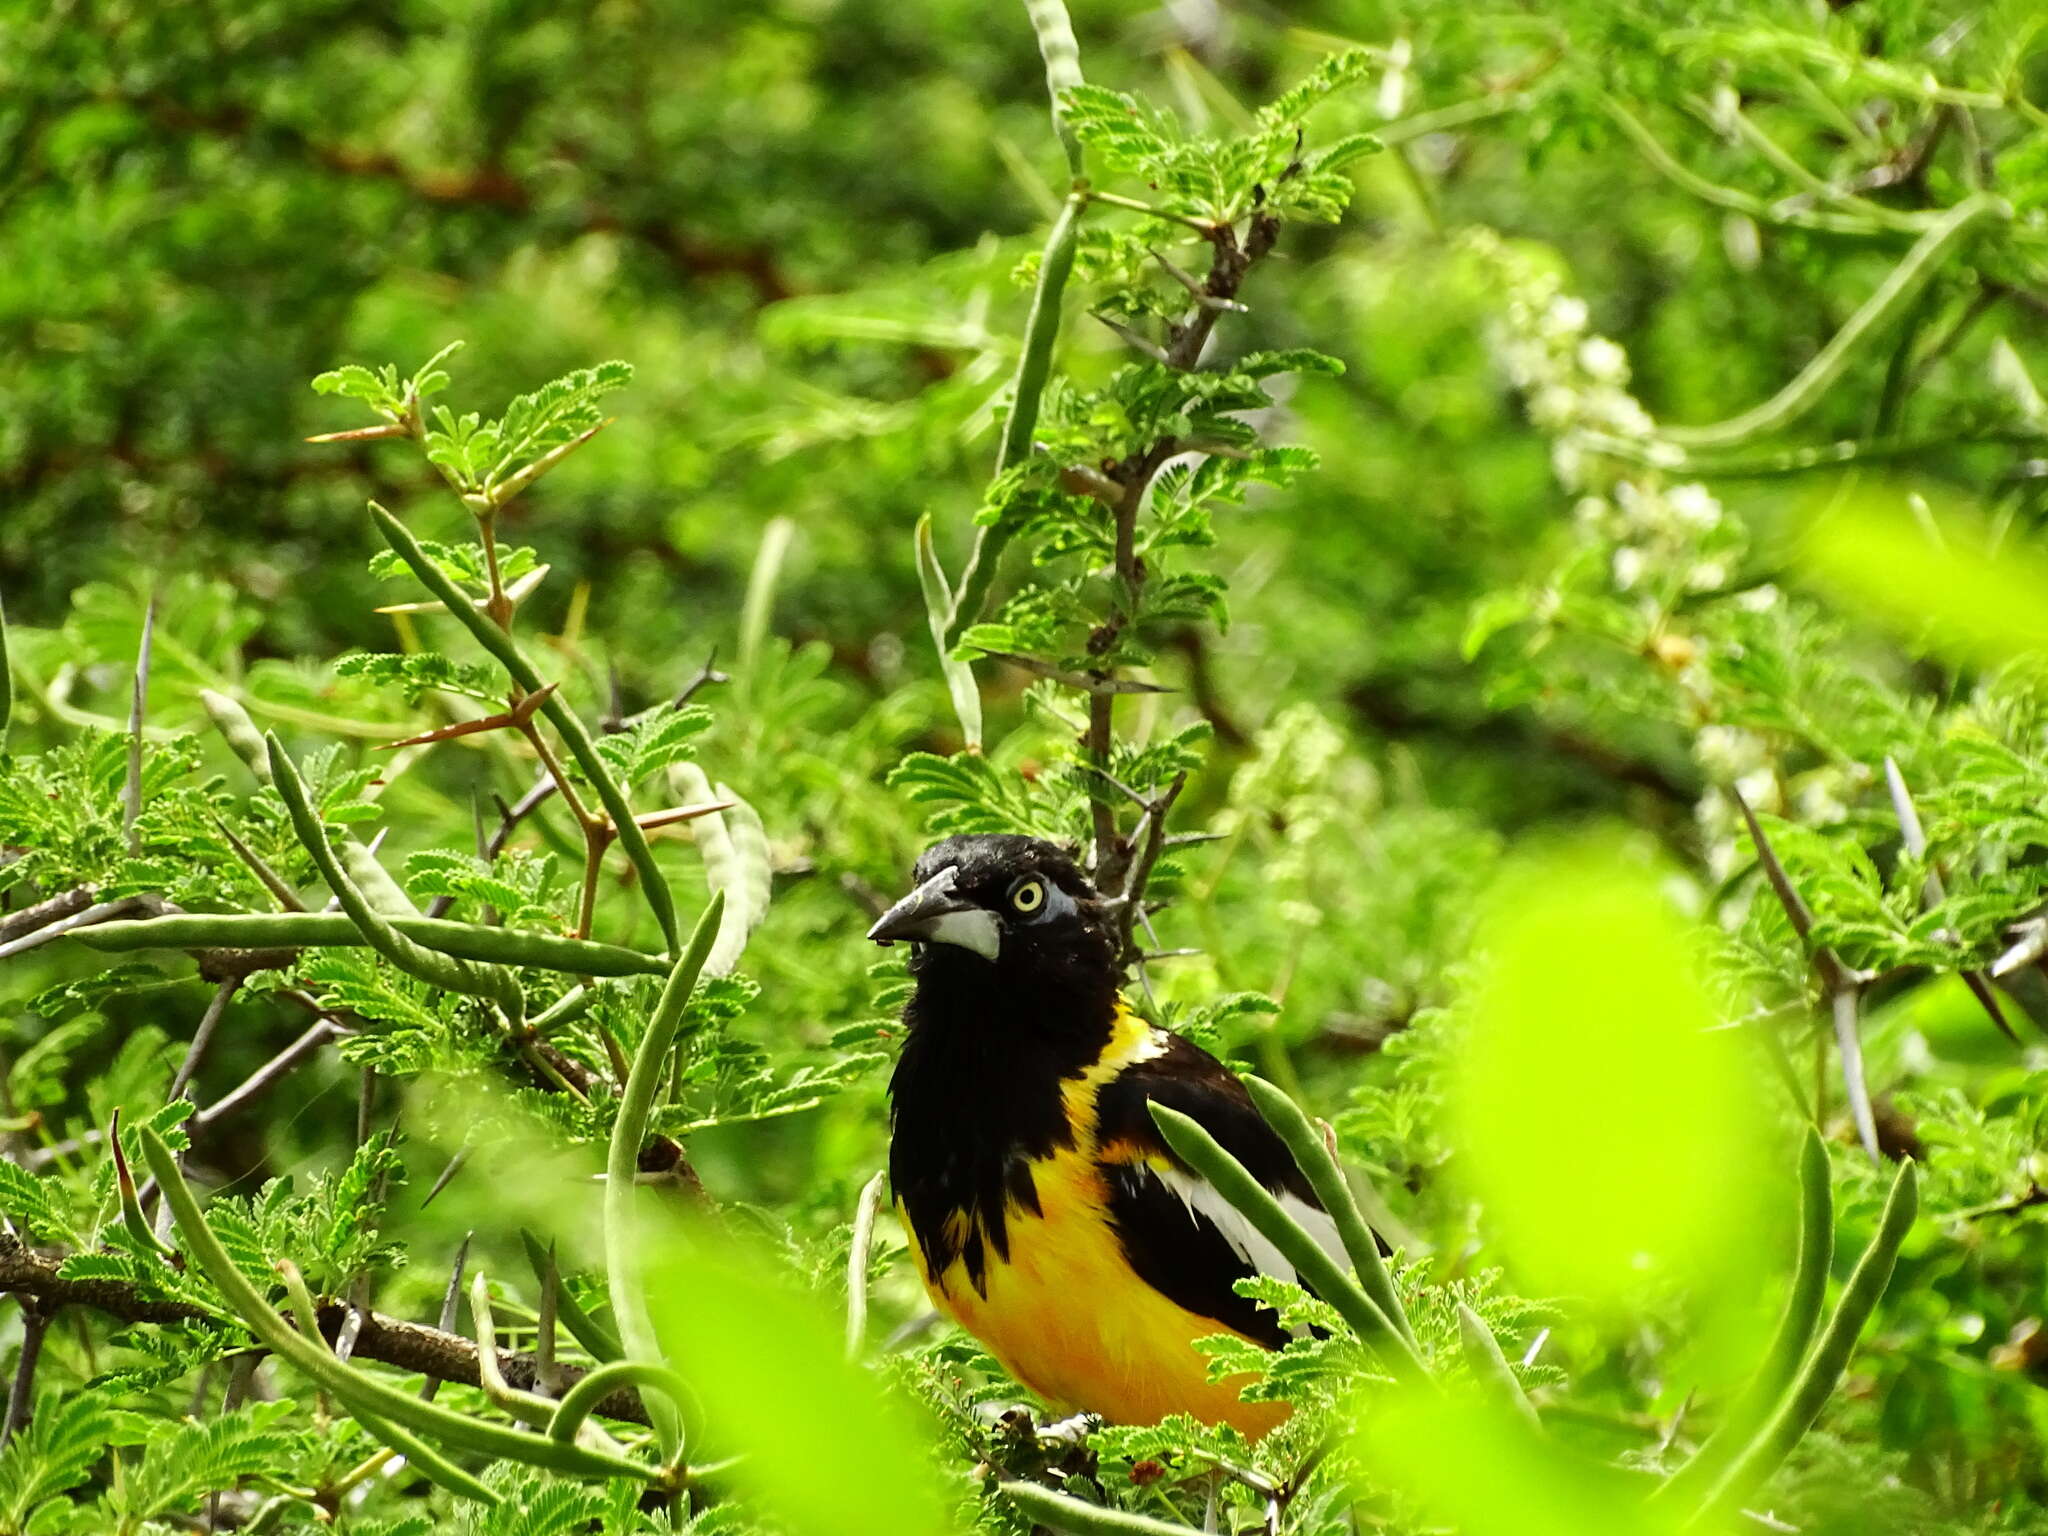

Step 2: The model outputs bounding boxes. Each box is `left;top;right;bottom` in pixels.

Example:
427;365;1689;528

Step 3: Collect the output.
0;1236;650;1427
1084;206;1284;919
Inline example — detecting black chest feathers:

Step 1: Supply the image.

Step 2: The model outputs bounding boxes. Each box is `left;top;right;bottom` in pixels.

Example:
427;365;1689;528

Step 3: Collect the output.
887;974;1115;1296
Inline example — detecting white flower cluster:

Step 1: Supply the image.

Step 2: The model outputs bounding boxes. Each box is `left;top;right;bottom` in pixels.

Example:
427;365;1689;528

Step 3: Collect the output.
1470;231;1835;879
1474;230;1761;612
1481;239;1653;487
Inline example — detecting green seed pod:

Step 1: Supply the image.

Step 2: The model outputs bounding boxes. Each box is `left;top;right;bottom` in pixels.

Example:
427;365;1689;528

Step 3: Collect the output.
200;689;269;779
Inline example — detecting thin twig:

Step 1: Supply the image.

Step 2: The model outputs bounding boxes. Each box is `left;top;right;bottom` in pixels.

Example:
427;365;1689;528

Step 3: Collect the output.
0;888;92;946
193;1021;343;1129
1883;756;2017;1043
1732;786;1881;1162
1991;916;2048;979
1150;247;1247;311
1;1304;49;1449
1118;772;1187;958
210;814;308;911
167;979;239;1101
666;646;730;711
0;898;144;961
422;652;729;926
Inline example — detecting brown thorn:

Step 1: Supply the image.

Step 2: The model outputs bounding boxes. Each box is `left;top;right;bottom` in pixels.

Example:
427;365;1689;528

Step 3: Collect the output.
484;417;615;507
375;681;559;751
633;800;737;833
1729;784;1842;986
305;422;409;443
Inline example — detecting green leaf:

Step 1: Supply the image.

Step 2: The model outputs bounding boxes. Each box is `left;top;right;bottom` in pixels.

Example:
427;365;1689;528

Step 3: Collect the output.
0;1390;139;1531
111;1400;302;1527
647;1220;949;1536
1258;48;1375;125
0;1155;74;1245
1800;494;2048;667
1451;841;1781;1344
335;651;504;705
592;706;711;786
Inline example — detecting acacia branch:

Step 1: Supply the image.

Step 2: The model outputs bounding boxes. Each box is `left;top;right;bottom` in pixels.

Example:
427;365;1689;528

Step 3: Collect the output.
0;1236;650;1427
1084;206;1282;912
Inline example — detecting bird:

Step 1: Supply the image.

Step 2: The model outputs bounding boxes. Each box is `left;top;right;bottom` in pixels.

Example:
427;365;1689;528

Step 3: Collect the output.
868;832;1346;1438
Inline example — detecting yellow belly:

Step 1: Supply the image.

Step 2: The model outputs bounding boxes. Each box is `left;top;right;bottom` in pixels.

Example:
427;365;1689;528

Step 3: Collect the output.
904;1148;1289;1438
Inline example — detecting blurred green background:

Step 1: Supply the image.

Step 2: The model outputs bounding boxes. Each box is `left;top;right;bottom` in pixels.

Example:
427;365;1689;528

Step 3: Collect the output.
6;1;2048;1530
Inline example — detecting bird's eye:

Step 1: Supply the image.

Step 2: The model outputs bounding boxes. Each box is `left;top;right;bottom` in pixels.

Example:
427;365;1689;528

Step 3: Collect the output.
1008;877;1046;914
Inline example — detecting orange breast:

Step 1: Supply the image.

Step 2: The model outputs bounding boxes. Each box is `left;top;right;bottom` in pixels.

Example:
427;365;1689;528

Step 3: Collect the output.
902;1009;1288;1438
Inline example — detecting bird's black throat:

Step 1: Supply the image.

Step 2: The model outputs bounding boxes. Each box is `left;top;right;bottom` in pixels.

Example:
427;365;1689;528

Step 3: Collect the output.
887;941;1121;1295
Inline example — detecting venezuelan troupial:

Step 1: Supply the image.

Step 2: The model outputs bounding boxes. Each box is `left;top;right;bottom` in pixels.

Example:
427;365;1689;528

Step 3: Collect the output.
869;832;1346;1436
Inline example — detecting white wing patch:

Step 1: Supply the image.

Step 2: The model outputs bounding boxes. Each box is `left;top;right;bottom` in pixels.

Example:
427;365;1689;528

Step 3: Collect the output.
1147;1165;1346;1291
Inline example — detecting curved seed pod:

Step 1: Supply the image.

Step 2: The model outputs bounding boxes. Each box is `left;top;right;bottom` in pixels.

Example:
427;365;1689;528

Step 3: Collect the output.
1021;0;1085;174
724;786;778;966
606;890;725;1459
340;835;421;919
1686;1161;1918;1526
1000;1480;1201;1536
204;686;416;915
200;689;269;779
669;763;764;976
546;1361;688;1446
1456;1303;1540;1428
469;1271;572;1428
72;912;665;977
1243;1075;1413;1346
1657;1128;1833;1506
267;734;522;1016
520;1228;622;1362
1663;194;2008;450
945;190;1085;647
353;1406;501;1506
138;1127;656;1483
1148;1102;1428;1381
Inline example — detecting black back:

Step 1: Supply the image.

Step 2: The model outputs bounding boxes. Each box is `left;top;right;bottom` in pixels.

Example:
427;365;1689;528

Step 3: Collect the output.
1092;1033;1324;1348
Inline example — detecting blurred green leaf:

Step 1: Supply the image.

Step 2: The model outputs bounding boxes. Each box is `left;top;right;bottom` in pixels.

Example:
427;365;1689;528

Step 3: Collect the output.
647;1223;949;1536
1451;840;1779;1319
1800;494;2048;667
1356;1382;1697;1536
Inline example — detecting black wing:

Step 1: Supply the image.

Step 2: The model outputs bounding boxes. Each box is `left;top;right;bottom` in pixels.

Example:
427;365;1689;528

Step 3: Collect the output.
1092;1033;1340;1349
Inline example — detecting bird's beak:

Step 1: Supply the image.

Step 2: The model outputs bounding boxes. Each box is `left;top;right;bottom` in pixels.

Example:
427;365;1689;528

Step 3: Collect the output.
867;867;1001;960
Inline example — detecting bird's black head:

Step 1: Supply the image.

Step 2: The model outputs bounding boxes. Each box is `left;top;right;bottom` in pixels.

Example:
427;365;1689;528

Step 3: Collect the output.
868;834;1120;1004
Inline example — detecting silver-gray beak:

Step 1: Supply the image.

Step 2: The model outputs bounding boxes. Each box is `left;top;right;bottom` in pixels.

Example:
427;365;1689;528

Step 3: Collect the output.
867;867;1001;960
